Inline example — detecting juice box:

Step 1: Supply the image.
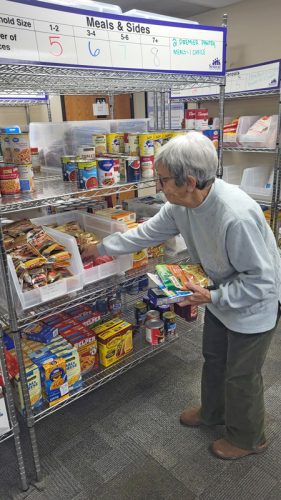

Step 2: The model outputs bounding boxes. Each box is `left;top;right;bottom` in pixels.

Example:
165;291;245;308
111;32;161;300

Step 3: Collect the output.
97;321;133;367
41;357;69;407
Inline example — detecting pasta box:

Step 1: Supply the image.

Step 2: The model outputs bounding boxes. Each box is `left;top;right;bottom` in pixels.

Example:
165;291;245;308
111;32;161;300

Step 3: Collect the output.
97;321;133;368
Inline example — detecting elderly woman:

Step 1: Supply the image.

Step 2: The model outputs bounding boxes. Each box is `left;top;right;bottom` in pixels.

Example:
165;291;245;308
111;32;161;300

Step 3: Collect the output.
83;131;281;460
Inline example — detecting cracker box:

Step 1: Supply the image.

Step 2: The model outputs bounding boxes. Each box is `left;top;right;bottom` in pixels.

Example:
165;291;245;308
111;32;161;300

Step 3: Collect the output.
97;321;133;367
67;304;93;317
14;362;43;414
62;326;99;375
50;345;82;391
41;358;69;407
43;313;69;327
93;317;123;336
22;321;58;344
56;319;79;335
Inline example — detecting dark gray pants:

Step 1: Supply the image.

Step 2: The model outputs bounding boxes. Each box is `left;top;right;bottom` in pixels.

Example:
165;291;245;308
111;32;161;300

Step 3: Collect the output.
200;308;278;450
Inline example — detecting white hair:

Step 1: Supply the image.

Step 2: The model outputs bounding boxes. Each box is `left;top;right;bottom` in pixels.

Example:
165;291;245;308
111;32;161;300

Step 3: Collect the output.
155;131;218;188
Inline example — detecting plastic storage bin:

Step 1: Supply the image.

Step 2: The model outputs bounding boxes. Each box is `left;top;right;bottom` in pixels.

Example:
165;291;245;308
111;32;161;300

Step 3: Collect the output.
238;115;278;149
110;119;150;133
240;165;273;202
222;165;244;186
0;229;83;313
31;211;133;286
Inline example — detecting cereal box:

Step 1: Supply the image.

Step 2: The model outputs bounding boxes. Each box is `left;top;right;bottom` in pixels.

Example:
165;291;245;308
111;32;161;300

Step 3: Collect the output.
14;363;43;414
41;357;69;407
97;321;133;367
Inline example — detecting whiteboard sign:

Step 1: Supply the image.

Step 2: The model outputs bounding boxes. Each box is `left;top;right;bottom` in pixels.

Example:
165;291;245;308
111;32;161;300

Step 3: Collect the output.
0;0;226;75
171;60;280;98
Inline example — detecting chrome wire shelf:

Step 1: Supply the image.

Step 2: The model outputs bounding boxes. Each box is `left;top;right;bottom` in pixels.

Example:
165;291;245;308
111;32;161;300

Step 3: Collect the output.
223;147;277;153
0;428;14;444
0;64;225;95
0;178;156;215
32;306;204;423
171;88;280;102
0;99;48;107
0;252;189;329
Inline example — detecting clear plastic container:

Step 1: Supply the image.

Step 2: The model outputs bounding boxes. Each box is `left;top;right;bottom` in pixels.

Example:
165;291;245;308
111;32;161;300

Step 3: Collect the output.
36;0;122;14
1;229;83;312
238;115;278;149
222;165;244;186
30;211;133;286
110;119;150;133
240;165;273;201
124;9;198;24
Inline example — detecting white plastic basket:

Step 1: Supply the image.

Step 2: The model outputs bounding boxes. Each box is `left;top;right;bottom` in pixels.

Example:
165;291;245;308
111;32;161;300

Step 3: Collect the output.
1;228;83;312
31;211;133;286
240;165;273;202
238;115;278;148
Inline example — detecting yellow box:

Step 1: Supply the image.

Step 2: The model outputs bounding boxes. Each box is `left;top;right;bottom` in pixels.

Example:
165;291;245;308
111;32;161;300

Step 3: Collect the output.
50;346;82;391
41;358;69;407
94;317;123;336
14;363;42;414
98;321;133;367
132;249;149;269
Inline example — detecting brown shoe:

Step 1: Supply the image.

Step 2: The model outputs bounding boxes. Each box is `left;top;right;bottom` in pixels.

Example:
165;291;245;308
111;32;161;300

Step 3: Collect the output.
180;407;202;427
211;438;268;460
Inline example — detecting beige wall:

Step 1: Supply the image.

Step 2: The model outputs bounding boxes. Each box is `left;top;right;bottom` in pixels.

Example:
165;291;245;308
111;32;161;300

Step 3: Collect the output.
192;0;281;68
0;95;62;128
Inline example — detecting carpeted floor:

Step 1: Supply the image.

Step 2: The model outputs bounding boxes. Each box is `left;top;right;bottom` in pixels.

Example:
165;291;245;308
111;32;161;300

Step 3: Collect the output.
1;314;281;500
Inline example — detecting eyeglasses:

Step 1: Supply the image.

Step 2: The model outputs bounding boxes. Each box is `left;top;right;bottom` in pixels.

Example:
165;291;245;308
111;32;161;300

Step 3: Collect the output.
155;176;176;187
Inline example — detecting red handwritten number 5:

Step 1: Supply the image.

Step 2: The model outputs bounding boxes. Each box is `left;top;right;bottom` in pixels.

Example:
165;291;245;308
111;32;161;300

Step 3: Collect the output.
49;35;63;56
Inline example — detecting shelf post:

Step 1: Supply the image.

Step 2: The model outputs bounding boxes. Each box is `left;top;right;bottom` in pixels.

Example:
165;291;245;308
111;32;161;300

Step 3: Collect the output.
153;91;159;130
167;91;172;130
46;99;52;122
0;325;28;492
270;85;281;237
0;220;43;485
217;13;227;179
160;92;166;131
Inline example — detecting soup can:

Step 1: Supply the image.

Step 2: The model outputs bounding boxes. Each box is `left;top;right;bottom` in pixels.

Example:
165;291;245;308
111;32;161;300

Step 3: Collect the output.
163;311;177;337
145;320;165;345
112;158;120;184
153;133;163;154
124;132;130;154
61;156;78;182
97;158;115;187
0;165;21;195
146;310;160;322
77;145;96;160
140;156;154;179
92;134;107;155
106;133;124;154
18;164;34;192
128;133;140;156
125;156;141;182
135;301;148;326
77;160;98;189
139;133;154;156
157;304;171;320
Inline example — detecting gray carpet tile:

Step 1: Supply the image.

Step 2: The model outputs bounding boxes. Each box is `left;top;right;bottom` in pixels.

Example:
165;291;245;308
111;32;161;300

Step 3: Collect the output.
2;318;281;499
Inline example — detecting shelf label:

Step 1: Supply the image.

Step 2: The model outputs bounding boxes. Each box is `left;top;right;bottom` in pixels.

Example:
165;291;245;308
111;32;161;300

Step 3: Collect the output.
0;0;226;75
40;280;67;302
170;60;280;98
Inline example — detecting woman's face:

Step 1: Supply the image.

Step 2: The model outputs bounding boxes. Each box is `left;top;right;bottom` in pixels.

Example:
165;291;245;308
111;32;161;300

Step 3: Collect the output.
156;163;191;206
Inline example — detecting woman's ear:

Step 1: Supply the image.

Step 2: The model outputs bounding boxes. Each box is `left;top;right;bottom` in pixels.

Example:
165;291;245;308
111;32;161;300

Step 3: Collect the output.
186;176;197;192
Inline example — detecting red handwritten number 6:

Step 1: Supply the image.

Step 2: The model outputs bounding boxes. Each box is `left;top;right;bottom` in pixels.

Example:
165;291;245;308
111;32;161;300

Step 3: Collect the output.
49;35;63;56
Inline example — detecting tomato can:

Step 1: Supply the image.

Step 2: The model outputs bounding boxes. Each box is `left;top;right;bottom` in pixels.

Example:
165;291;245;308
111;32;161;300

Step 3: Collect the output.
77;160;98;190
61;156;78;182
146;310;160;322
112;158;120;184
124;132;130;154
0;165;21;195
140;155;154;179
97;158;115;187
77;145;96;160
18;164;34;192
145;320;165;345
92;134;107;155
125;156;141;182
163;311;177;337
106;133;124;154
139;133;154;156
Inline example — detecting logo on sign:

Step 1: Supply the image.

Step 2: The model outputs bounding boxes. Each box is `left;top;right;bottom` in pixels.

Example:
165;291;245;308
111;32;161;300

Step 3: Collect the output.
209;58;221;71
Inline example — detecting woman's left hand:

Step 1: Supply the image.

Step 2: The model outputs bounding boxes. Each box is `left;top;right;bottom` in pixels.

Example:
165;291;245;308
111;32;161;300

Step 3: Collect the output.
178;281;212;307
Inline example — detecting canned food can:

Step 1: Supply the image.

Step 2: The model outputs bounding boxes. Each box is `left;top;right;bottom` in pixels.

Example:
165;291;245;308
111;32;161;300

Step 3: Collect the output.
77;160;98;189
0;135;13;163
61;156;78;182
0;165;21;195
18;164;34;192
96;298;108;315
125;156;141;182
106;133;124;154
77;145;96;160
153;133;163;153
92;134;107;155
112;158;120;184
10;133;31;165
128;133;140;156
119;155;127;182
163;311;177;336
97;158;115;187
135;301;148;326
124;132;130;154
139;133;154;156
157;304;171;320
140;156;154;179
145;320;165;345
162;131;172;144
146;310;160;322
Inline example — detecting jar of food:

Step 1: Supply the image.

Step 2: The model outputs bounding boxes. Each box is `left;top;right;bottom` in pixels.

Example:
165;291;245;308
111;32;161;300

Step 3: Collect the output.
31;147;41;174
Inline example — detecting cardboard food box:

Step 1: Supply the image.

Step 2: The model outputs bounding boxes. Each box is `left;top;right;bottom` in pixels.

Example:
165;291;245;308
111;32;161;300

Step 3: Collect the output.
14;362;43;414
93;317;123;336
97;321;133;367
41;357;69;407
50;345;82;391
61;326;99;375
22;321;59;344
